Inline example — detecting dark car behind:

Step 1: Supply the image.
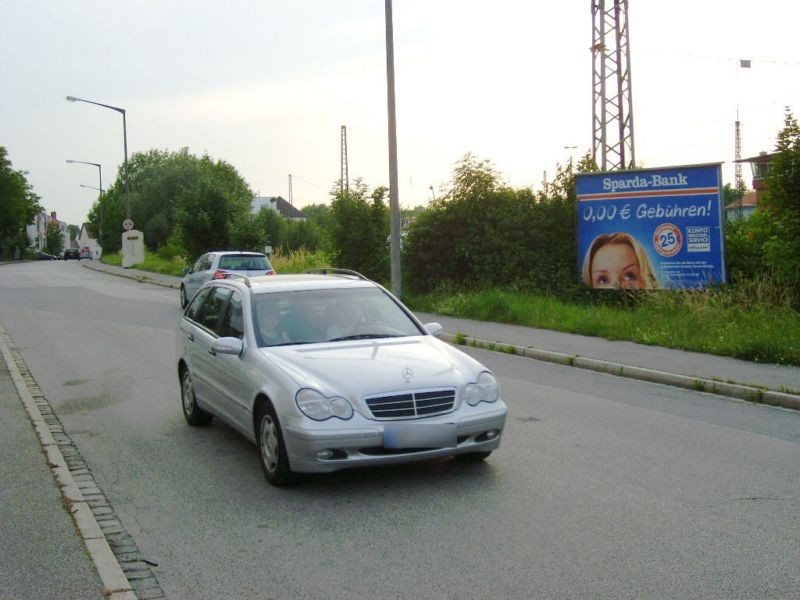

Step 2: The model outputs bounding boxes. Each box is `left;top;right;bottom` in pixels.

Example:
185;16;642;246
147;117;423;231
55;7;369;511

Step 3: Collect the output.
63;248;79;260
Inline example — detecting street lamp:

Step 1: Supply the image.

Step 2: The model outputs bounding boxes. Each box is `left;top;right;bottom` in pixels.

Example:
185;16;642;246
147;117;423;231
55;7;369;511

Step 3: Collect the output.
67;158;104;243
65;96;130;223
384;0;401;297
429;185;436;202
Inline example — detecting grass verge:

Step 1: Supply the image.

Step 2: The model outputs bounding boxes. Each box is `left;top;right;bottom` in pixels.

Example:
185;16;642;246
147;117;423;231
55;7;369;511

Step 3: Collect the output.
405;286;800;366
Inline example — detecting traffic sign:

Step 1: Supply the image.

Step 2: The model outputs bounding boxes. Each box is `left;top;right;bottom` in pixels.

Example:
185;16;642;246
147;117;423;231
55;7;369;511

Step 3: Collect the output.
123;219;134;231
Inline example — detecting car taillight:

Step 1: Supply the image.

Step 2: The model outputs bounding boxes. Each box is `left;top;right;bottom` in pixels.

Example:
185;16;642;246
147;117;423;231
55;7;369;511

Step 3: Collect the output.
212;269;228;279
266;270;275;276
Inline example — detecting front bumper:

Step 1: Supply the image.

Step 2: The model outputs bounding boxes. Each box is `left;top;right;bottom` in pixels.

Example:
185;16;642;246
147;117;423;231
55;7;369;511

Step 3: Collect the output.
283;402;508;473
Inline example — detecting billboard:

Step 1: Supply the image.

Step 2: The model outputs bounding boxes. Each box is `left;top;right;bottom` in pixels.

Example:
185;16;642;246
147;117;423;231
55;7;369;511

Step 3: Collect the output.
576;164;725;290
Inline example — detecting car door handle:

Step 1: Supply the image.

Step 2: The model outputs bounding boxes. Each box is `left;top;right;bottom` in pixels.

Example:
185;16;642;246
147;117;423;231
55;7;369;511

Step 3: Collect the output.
208;347;217;357
187;333;194;342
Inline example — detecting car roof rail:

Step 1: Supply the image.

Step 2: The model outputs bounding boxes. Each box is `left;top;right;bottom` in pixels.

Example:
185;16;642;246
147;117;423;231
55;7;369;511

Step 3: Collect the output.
307;268;370;281
220;272;251;288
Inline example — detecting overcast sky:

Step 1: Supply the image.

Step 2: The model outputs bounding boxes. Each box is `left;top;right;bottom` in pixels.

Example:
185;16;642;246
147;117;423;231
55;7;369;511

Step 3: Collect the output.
2;0;799;227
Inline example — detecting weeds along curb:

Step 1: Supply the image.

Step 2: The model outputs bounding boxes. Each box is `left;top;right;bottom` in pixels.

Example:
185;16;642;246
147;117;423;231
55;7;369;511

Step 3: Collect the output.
81;261;179;289
442;333;800;413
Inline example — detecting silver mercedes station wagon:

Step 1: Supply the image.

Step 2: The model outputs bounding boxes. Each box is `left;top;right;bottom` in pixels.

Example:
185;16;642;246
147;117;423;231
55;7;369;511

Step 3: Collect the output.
176;270;507;485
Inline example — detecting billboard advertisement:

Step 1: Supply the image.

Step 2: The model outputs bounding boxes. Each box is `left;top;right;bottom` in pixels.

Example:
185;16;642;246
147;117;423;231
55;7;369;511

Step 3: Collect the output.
576;164;726;290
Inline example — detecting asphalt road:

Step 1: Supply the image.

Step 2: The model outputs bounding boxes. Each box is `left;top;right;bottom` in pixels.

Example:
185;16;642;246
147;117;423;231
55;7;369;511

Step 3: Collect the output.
1;260;799;599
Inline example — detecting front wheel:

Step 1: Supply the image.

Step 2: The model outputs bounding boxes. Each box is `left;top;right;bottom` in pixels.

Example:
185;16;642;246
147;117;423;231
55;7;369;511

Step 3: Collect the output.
181;367;212;426
180;286;189;309
256;403;294;486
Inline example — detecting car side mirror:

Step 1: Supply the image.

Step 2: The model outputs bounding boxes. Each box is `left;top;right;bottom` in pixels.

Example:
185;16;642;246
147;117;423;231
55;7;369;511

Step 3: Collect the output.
424;322;443;337
182;267;191;275
211;337;244;356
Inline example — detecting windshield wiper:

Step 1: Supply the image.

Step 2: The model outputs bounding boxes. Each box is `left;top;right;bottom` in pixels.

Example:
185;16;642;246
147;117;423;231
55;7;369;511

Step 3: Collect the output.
328;333;403;342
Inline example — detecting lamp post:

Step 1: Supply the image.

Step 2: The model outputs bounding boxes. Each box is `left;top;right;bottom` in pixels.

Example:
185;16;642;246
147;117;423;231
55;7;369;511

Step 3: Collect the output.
79;184;105;242
384;0;401;297
65;96;130;223
67;159;104;245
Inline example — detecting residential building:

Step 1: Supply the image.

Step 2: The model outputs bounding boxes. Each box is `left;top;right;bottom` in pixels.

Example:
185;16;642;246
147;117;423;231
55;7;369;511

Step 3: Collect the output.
251;196;307;221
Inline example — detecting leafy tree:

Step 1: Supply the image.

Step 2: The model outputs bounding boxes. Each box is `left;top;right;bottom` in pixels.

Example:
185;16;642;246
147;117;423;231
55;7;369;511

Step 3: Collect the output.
44;222;64;255
0;146;41;258
284;219;320;253
723;183;746;209
328;178;390;281
725;109;800;293
403;153;599;294
67;224;80;243
230;211;269;253
94;148;253;260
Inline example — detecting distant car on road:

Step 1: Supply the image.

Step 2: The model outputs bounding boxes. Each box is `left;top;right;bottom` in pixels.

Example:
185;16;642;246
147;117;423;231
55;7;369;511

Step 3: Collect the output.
176;269;507;485
36;251;59;260
78;247;94;260
180;251;275;308
63;248;80;260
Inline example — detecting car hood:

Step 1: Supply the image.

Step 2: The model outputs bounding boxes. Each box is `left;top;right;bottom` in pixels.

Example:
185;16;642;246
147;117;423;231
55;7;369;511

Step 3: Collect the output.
260;336;484;412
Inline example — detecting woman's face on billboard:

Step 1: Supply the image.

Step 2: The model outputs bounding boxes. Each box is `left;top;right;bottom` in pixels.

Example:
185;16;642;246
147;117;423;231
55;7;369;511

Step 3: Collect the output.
591;242;643;289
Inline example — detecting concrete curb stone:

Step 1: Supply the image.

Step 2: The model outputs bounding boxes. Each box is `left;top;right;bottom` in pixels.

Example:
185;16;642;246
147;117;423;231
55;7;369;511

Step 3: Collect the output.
443;333;800;413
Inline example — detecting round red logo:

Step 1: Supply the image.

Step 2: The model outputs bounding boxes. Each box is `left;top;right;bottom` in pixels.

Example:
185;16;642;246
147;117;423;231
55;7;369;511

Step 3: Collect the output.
653;223;682;257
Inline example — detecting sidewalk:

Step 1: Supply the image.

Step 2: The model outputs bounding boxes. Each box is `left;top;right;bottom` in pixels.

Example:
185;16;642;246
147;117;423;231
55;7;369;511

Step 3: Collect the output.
0;335;120;599
82;261;800;411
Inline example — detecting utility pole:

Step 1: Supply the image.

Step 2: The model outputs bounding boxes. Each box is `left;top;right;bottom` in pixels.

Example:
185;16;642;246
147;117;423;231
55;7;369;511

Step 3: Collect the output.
591;0;635;171
340;125;349;193
288;174;293;206
385;0;402;297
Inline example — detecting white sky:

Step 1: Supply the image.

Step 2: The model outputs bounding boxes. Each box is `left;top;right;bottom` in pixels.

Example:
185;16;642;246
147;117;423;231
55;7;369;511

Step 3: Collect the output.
2;0;799;227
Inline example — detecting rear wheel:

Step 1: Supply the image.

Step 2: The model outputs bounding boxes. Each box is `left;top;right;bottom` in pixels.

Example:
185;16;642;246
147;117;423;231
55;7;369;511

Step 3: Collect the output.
180;367;212;426
256;402;293;486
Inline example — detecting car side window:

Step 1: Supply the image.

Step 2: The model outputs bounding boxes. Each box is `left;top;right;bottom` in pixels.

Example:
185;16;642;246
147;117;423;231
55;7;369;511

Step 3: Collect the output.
184;287;213;321
194;287;232;333
219;292;244;339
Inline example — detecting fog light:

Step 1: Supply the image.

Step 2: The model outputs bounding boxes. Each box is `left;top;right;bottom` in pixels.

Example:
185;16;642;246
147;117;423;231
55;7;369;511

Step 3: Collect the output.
475;430;500;443
316;449;334;460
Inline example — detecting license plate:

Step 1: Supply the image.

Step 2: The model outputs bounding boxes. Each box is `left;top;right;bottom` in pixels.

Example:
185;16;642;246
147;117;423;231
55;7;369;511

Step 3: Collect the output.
383;422;457;449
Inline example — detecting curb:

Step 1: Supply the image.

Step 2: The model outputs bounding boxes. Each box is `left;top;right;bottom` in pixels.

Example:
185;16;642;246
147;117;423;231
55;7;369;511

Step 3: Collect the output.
442;333;800;413
0;325;137;599
81;261;179;289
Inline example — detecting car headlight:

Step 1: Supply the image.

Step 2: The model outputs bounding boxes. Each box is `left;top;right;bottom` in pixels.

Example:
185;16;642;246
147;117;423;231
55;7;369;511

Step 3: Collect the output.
295;388;354;421
464;371;500;406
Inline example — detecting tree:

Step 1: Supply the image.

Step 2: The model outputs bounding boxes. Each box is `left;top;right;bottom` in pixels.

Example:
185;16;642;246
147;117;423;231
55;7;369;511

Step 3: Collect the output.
403;153;599;294
44;222;64;255
0;146;41;258
94;148;254;259
760;109;800;289
724;109;800;294
328;179;390;281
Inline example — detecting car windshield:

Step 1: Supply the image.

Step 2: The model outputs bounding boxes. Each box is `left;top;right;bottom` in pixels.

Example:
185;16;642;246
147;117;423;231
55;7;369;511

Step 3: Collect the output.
219;254;271;271
252;287;424;347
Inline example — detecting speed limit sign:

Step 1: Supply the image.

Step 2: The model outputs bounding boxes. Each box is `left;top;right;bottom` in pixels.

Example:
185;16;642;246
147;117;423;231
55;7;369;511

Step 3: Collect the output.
123;219;134;231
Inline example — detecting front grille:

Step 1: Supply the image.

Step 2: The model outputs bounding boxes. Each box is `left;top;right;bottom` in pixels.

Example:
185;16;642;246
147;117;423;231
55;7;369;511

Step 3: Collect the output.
365;388;456;420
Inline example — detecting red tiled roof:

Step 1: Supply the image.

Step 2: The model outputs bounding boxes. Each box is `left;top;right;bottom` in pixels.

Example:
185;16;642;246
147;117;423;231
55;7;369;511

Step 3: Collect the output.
725;191;758;209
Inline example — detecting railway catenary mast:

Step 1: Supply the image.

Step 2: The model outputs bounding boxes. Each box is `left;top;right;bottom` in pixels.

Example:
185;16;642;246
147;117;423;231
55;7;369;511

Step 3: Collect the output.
340;125;350;193
591;0;636;171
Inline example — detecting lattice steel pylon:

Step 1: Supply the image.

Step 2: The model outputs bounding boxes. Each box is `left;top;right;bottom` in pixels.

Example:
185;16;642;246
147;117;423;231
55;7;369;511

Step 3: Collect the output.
591;0;636;171
340;125;349;192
